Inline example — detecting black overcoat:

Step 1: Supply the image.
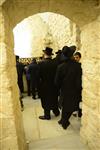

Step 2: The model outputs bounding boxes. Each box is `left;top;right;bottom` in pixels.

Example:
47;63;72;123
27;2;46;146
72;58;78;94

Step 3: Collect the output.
38;58;59;110
16;61;24;93
28;62;40;89
55;59;82;112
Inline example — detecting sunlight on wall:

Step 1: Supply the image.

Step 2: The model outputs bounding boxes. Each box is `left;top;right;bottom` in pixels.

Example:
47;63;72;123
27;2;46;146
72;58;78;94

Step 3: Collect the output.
13;15;48;58
13;12;76;58
14;27;32;57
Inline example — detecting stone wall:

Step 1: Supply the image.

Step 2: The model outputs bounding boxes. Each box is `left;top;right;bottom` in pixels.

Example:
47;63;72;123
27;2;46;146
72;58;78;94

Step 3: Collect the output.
80;16;100;150
13;12;80;58
0;7;27;150
2;0;100;28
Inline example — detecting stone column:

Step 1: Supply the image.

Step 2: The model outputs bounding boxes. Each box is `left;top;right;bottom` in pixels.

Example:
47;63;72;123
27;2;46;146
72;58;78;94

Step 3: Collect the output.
69;20;81;50
80;17;100;150
0;7;27;150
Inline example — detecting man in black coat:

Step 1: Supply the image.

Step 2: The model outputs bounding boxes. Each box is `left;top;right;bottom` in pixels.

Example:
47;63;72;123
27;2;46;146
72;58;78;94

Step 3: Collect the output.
53;50;62;66
28;58;40;99
38;47;60;120
16;56;24;94
55;46;82;129
74;52;82;117
16;55;24;109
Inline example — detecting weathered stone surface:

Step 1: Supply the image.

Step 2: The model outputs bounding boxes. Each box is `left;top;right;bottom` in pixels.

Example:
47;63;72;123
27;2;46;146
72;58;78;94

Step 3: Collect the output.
0;8;27;150
81;18;100;150
2;0;100;27
0;137;18;150
13;12;79;57
0;0;6;6
0;1;100;150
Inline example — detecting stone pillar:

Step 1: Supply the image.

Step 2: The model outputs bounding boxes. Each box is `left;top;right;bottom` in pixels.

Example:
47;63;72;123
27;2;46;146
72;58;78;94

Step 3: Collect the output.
69;20;81;50
0;7;27;150
80;17;100;150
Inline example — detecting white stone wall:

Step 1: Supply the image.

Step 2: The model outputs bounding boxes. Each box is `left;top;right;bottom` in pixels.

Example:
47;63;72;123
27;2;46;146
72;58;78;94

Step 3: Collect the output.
80;17;100;150
40;12;76;49
13;12;79;58
13;14;48;58
0;8;27;150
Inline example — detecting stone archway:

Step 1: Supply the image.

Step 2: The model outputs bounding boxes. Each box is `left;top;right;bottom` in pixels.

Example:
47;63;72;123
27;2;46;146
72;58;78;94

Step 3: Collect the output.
0;0;100;150
13;12;81;58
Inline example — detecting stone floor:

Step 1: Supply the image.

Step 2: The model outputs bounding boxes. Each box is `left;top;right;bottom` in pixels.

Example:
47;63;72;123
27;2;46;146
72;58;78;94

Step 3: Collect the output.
22;96;89;150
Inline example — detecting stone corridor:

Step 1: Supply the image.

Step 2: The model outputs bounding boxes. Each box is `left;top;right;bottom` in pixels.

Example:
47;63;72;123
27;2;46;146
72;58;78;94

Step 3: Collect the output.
22;96;88;150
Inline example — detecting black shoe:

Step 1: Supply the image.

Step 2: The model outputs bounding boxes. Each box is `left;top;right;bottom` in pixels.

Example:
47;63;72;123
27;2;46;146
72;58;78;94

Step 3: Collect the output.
62;121;70;130
39;116;51;120
78;113;82;118
54;111;60;117
32;96;36;99
73;113;77;117
78;110;82;118
58;119;62;125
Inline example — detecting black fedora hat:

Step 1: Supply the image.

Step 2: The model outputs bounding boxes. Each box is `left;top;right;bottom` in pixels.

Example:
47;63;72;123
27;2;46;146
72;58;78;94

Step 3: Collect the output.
69;45;76;52
16;55;19;61
62;46;75;58
43;47;54;55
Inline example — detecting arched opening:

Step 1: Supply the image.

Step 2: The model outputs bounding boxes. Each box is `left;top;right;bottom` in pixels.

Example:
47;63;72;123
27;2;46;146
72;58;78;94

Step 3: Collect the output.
13;12;81;58
1;1;100;149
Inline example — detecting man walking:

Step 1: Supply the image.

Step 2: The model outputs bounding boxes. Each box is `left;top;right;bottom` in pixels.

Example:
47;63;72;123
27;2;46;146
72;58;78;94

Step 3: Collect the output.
55;46;82;129
38;47;60;120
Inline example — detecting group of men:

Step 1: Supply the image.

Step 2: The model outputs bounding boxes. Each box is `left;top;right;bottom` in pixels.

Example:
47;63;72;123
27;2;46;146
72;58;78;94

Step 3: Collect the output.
37;46;82;130
16;56;40;99
16;45;82;129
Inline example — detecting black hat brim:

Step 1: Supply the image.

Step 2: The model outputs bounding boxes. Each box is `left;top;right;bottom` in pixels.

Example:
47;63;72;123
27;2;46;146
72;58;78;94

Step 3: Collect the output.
43;50;54;55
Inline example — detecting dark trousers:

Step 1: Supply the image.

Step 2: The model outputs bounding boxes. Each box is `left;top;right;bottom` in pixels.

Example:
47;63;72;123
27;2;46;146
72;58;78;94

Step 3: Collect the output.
52;108;60;116
44;109;51;118
44;107;60;118
31;83;40;99
20;98;24;108
27;79;31;96
18;78;24;93
31;87;36;98
61;108;73;125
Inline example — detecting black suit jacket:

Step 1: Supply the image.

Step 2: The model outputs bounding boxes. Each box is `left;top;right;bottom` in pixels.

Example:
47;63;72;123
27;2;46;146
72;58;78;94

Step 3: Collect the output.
38;58;59;109
55;59;82;111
